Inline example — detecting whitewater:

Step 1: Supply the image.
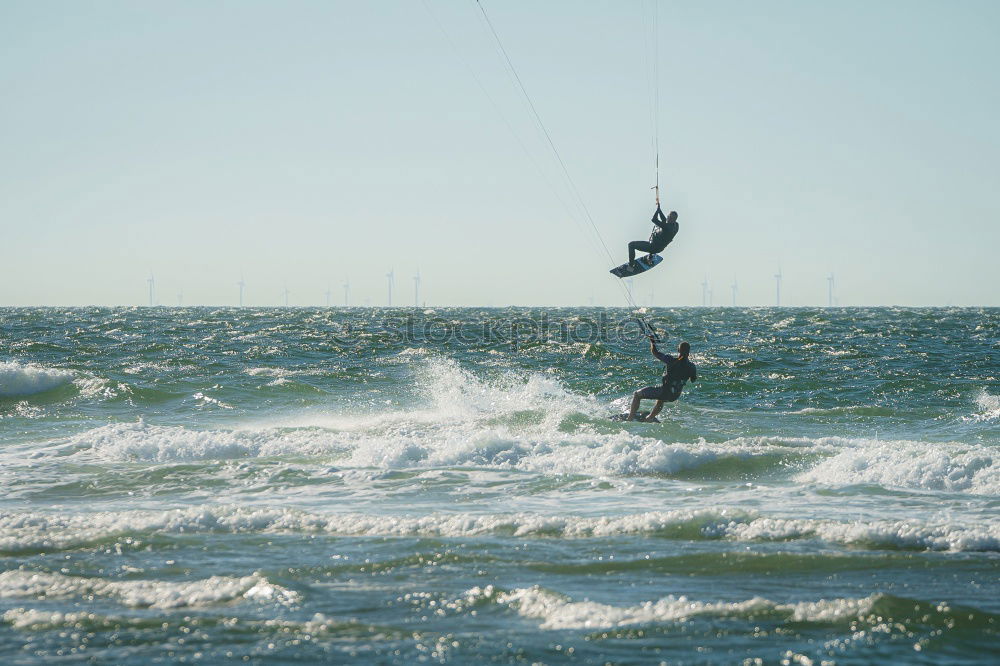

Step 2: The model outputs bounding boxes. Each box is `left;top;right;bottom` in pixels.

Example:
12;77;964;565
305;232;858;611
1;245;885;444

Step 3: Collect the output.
1;306;997;663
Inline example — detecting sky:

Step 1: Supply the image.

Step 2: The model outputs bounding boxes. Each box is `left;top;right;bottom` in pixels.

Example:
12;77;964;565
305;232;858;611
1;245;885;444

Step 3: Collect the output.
1;0;998;307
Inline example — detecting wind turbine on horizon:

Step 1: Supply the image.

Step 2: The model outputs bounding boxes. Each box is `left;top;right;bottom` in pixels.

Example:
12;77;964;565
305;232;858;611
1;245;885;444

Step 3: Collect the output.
701;276;709;307
413;270;421;307
731;279;738;306
343;277;350;306
177;290;183;307
774;268;783;307
147;273;155;307
386;269;394;307
238;275;246;307
282;285;290;307
324;283;332;307
827;273;835;307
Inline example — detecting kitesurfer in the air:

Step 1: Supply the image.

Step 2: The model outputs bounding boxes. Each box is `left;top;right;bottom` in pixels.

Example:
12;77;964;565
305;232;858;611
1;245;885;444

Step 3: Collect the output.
628;206;678;266
626;337;697;422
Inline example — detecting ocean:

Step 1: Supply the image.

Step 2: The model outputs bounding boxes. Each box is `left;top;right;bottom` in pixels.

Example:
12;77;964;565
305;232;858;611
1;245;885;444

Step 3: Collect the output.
1;306;997;664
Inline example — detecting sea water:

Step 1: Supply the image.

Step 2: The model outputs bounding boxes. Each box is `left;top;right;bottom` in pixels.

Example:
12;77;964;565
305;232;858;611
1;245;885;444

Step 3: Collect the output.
0;306;997;664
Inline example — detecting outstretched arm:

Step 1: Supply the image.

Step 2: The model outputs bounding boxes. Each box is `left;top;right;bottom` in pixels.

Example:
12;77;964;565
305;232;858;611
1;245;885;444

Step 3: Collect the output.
649;337;672;364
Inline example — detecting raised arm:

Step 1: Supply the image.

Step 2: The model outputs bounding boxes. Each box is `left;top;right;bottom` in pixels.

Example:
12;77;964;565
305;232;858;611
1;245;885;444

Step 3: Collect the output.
649;337;672;364
651;206;668;229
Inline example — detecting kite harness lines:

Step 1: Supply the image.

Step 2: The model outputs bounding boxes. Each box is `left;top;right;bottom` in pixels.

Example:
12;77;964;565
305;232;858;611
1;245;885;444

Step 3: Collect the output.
475;0;665;342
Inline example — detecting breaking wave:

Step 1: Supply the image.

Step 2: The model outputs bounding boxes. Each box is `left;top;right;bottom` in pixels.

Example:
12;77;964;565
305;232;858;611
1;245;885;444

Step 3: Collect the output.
0;361;73;398
456;585;998;633
1;506;996;553
486;585;878;629
64;420;1000;496
970;390;1000;422
0;570;297;609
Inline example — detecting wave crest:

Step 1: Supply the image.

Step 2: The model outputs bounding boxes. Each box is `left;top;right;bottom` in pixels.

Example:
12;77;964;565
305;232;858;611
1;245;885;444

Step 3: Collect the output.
1;506;996;553
0;569;298;609
0;362;73;398
491;585;879;630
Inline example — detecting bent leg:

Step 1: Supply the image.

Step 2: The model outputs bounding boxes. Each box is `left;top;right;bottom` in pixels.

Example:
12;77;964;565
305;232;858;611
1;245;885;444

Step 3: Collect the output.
647;400;666;421
627;391;643;421
628;386;661;421
628;240;655;263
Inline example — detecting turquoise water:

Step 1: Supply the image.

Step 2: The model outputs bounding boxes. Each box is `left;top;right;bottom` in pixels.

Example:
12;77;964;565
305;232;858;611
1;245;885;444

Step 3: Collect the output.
1;306;998;664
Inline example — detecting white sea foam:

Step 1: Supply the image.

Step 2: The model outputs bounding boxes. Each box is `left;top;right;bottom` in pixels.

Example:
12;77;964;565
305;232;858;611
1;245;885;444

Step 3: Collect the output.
970;390;1000;421
717;516;1000;551
0;507;737;552
795;438;999;495
70;422;345;462
2;608;354;633
192;391;234;409
1;506;996;553
0;570;298;609
477;585;880;630
57;360;1000;497
0;362;73;398
73;375;122;399
245;366;329;378
69;358;818;476
3;608;122;630
246;367;295;377
71;419;820;477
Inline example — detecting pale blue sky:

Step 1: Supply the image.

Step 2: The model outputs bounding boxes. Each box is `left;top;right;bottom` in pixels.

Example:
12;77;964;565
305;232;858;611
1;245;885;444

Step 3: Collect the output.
2;0;998;306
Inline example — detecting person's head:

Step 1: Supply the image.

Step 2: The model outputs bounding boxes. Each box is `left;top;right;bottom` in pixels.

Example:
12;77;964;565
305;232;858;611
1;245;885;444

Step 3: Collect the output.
678;341;690;358
667;211;678;223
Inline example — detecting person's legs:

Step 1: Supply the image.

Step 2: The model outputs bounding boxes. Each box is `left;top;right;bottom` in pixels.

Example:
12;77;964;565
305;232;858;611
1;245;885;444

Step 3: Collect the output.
628;391;643;420
628;386;661;420
646;400;666;421
628;241;655;263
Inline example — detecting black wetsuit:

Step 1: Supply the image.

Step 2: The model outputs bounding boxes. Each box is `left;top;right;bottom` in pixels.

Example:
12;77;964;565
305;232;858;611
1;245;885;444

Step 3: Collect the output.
637;352;697;402
629;208;678;262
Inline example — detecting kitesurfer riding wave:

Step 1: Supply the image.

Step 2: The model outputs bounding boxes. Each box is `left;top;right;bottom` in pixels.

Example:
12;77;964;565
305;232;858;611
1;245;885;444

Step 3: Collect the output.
626;337;697;422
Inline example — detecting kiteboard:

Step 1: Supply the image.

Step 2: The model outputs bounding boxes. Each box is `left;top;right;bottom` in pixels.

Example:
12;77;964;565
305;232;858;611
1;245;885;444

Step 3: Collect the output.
610;411;660;423
609;253;662;278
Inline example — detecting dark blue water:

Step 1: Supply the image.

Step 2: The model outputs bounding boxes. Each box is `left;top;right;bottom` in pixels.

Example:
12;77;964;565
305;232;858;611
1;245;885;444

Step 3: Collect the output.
1;307;998;663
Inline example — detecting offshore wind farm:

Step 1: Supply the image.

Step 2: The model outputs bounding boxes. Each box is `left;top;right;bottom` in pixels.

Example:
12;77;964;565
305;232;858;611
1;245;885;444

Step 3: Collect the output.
136;270;852;308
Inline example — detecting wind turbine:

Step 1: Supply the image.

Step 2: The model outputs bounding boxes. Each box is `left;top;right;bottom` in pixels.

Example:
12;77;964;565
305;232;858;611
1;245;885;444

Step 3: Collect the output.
342;277;350;306
386;269;394;306
147;273;155;306
324;283;332;307
731;279;738;306
625;278;635;302
827;273;835;307
283;285;290;307
701;276;709;307
774;268;783;307
238;275;246;307
413;270;421;307
177;290;183;307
